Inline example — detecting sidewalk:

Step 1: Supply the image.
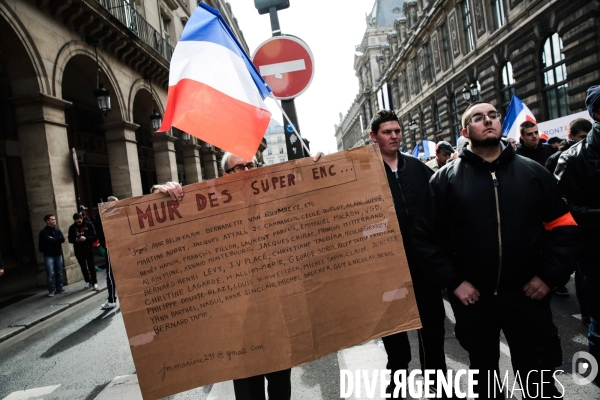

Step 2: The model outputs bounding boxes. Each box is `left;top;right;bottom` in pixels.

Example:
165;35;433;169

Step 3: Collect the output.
0;269;108;343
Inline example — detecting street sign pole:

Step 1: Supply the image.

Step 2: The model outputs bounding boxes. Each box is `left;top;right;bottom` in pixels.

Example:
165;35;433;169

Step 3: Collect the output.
266;7;306;160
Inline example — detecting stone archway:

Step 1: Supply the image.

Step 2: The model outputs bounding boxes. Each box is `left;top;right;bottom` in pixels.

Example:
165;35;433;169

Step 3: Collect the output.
59;49;142;202
54;40;125;123
0;4;80;290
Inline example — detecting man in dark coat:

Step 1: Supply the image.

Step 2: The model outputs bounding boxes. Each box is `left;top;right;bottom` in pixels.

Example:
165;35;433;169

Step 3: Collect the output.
413;102;581;398
368;110;449;398
39;214;67;296
516;121;555;166
68;212;98;290
555;85;600;385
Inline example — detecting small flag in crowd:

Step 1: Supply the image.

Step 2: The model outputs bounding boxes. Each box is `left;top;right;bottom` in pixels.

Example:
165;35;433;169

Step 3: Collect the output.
411;143;420;157
158;3;272;160
422;140;437;158
501;95;536;142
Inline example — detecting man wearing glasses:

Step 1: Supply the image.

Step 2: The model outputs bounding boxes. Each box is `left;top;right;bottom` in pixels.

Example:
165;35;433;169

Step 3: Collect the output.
157;150;322;399
413;102;580;398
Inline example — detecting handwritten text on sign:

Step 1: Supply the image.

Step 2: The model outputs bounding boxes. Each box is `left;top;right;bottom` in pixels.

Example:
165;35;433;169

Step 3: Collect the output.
101;146;421;400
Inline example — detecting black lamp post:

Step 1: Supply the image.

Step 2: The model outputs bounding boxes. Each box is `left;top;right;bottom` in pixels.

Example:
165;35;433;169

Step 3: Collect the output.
470;82;479;101
462;85;471;104
147;77;163;131
408;119;418;146
92;41;111;116
182;131;191;144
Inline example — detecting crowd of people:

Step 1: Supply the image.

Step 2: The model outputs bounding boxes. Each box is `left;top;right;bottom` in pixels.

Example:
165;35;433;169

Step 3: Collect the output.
22;86;599;399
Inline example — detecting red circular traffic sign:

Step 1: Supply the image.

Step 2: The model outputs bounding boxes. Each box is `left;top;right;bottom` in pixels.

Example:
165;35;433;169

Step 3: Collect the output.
252;36;314;100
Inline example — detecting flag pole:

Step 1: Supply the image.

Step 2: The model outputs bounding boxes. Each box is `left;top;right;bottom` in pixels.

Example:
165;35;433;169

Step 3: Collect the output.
269;93;312;157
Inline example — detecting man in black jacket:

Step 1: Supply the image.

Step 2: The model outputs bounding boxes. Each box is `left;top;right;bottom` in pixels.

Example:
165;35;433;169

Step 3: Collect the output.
413;102;580;398
368;110;449;398
545;118;591;174
39;214;67;297
68;212;98;290
516;121;555;166
555;85;600;386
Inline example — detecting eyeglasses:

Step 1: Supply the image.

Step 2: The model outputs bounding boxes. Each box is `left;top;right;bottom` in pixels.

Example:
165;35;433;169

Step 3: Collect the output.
226;162;256;174
465;111;501;127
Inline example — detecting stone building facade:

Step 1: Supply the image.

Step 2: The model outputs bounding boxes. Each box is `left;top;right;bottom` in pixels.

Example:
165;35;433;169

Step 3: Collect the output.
335;0;600;153
0;0;251;295
262;120;288;165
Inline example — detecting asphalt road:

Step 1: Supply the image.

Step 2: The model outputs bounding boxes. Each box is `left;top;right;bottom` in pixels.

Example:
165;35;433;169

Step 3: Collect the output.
0;277;599;399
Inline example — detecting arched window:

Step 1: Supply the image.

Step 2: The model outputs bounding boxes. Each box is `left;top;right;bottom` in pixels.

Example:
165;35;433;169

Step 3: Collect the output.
501;61;516;114
542;33;569;119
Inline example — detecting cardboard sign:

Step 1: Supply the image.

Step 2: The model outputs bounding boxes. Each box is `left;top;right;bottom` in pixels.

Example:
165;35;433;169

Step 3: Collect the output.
101;145;421;400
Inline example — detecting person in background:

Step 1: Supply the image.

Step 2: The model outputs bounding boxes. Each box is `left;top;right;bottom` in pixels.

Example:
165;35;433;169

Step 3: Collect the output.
555;85;600;384
547;136;562;151
95;196;119;310
68;212;98;290
516;121;555;165
544;118;592;299
0;252;4;277
545;118;591;174
425;141;455;172
39;214;67;297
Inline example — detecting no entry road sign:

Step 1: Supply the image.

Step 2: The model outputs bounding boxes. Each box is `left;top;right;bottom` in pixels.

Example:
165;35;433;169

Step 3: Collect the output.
252;36;314;100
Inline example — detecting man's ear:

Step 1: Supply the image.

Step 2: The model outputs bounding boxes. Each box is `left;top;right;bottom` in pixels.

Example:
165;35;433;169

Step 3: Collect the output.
461;128;468;139
369;131;376;141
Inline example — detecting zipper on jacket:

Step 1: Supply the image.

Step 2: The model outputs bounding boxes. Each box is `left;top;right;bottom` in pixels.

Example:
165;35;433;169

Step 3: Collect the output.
491;171;502;295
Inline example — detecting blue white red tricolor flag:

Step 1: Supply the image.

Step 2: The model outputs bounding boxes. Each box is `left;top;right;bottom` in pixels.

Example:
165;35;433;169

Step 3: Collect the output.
422;140;437;158
501;95;536;142
158;3;272;160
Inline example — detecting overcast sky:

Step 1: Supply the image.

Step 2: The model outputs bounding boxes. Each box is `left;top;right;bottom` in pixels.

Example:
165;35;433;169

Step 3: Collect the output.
226;0;375;155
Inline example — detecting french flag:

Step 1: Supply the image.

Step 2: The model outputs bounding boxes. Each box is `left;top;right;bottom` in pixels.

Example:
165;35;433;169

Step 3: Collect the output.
422;140;437;158
501;95;536;142
158;3;272;160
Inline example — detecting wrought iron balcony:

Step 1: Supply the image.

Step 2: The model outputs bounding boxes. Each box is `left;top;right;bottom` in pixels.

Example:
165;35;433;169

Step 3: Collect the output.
96;0;175;62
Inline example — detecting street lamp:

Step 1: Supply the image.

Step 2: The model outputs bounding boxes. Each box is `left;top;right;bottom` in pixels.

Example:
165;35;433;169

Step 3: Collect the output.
91;40;111;116
470;82;479;101
146;77;163;131
408;119;418;145
182;131;191;144
462;85;471;103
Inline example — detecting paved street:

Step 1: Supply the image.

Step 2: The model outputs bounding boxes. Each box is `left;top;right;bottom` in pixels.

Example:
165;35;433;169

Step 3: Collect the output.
0;276;599;400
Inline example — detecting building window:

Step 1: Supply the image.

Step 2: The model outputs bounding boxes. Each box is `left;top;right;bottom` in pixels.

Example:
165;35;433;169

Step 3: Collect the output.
500;61;516;115
461;0;475;53
440;22;451;71
542;33;569;120
279;145;284;154
434;105;442;133
162;16;171;45
491;0;505;31
413;59;421;94
280;157;286;163
425;42;434;84
267;148;272;155
268;160;274;165
403;69;410;102
451;95;462;138
277;136;283;142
